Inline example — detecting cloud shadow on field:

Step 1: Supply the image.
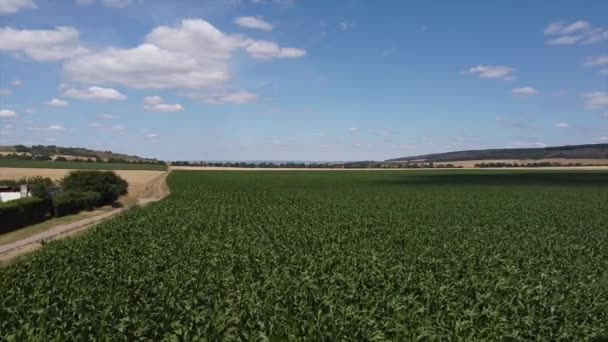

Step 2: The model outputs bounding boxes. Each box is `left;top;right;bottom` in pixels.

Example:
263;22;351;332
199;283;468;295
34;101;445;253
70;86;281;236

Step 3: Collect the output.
375;172;608;188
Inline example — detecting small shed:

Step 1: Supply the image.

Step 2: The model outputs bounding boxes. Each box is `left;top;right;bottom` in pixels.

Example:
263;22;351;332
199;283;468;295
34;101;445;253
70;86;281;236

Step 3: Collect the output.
0;185;30;203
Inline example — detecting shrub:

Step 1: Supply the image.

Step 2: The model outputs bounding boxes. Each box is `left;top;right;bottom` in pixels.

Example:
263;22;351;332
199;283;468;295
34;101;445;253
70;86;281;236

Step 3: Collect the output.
61;170;128;205
53;191;102;217
0;197;52;233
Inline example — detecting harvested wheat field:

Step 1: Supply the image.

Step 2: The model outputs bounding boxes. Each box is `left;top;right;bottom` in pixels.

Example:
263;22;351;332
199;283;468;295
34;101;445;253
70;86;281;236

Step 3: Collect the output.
0;168;165;200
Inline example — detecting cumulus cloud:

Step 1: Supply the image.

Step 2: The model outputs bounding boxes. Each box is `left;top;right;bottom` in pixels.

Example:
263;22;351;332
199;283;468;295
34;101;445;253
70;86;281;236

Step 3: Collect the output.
145;133;159;138
463;65;516;80
585;55;608;66
0;0;36;14
554;122;569;128
512;87;538;96
48;124;66;131
339;21;357;31
196;91;258;104
585;55;608;76
75;0;133;8
349;127;359;132
10;79;22;86
544;20;608;45
596;137;608;142
584;92;608;110
0;26;86;61
246;40;306;59
64;19;303;89
544;20;590;35
47;98;69;107
143;96;184;112
0;109;16;117
63;86;126;101
234;16;273;31
0;88;11;96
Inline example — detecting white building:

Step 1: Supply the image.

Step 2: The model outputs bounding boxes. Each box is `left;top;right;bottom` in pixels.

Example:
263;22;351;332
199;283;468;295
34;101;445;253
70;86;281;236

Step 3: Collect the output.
0;185;30;203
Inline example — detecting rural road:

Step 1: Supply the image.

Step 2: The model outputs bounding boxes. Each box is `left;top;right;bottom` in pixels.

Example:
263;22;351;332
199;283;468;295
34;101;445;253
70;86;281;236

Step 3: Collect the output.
0;170;171;262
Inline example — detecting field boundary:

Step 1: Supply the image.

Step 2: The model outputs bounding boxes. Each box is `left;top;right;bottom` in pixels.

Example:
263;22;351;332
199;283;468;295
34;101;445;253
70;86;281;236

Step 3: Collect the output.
170;166;608;171
0;170;171;263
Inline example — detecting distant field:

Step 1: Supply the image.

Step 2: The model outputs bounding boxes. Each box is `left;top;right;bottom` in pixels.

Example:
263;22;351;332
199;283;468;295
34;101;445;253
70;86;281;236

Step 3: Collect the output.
1;170;608;339
0;159;167;171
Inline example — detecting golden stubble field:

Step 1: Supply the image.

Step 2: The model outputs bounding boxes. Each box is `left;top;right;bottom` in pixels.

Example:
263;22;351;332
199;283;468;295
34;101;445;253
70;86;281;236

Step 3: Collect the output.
0;168;165;199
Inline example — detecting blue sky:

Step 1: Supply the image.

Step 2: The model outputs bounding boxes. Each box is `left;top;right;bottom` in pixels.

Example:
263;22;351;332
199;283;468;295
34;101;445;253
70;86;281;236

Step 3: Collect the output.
0;0;607;161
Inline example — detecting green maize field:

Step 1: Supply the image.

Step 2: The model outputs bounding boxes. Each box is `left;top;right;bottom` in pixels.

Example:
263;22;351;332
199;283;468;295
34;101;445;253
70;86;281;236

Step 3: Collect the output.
0;159;167;171
1;170;608;340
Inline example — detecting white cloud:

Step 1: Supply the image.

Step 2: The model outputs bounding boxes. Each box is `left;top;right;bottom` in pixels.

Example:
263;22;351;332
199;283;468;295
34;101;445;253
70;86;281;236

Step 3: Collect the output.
246;40;306;59
47;98;69;107
585;56;608;76
349;127;359;132
584;92;608;110
143;96;162;105
24;108;34;114
101;0;132;8
63;86;126;101
48;124;65;131
143;96;184;112
544;21;608;46
4;124;13;129
544;21;590;35
0;109;16;117
61;19;304;90
509;141;547;148
0;26;85;61
65;19;255;89
585;55;608;66
100;113;118;119
197;91;258;104
546;36;581;46
554;122;569;128
234;16;273;31
339;21;356;31
110;124;126;131
0;88;11;96
0;0;36;14
464;65;515;80
251;0;295;7
512;87;538;96
376;129;395;136
596;137;608;142
89;122;102;127
145;133;159;138
75;0;133;7
10;79;22;86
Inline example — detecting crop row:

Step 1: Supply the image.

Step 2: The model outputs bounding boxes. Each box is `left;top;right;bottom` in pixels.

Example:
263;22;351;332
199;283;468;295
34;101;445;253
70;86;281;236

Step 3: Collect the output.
1;170;608;339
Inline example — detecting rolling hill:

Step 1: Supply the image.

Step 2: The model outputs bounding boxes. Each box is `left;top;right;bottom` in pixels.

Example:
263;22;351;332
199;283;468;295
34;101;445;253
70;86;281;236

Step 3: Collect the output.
386;144;608;163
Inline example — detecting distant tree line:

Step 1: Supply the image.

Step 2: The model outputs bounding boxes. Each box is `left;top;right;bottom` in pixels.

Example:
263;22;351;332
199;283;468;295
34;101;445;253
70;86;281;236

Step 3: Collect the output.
171;161;462;169
11;145;165;165
1;152;165;165
474;162;604;168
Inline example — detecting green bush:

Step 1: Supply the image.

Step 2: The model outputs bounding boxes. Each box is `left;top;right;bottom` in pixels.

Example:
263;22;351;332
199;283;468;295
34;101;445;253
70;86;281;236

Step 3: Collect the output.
61;170;128;205
53;191;102;217
0;197;52;233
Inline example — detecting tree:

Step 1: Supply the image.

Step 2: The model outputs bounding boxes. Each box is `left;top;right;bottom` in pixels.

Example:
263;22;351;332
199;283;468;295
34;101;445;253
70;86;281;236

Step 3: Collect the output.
61;171;128;204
